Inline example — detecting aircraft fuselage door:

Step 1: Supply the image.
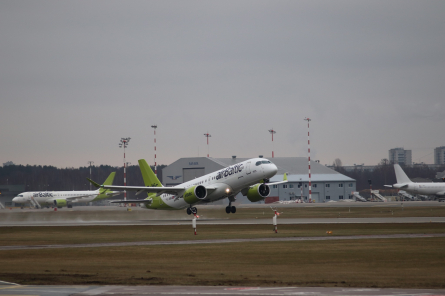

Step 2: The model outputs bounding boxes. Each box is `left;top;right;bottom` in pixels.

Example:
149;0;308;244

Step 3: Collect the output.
246;161;251;175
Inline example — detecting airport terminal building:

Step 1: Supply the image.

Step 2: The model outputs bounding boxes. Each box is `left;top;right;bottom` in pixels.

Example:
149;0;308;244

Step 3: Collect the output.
162;156;356;203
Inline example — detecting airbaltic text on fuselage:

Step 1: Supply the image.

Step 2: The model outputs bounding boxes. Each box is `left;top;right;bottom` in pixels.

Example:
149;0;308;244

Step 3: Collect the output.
216;164;244;180
33;192;53;198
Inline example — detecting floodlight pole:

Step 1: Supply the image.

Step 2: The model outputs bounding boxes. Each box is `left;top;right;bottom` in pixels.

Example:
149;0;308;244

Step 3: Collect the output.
204;133;211;157
304;118;312;203
87;161;94;191
151;125;157;175
119;137;131;204
268;129;276;158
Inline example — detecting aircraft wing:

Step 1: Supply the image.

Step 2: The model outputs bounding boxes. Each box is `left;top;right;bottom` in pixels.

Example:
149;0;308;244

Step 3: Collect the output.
101;185;186;196
435;191;445;196
110;199;152;204
266;180;288;186
265;173;288;185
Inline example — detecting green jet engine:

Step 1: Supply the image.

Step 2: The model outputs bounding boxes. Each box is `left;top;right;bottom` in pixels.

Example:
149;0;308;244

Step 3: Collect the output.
53;199;67;208
246;183;270;202
183;185;207;204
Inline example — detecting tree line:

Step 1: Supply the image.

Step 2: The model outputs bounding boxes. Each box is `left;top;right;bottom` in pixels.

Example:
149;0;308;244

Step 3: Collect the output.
0;164;166;194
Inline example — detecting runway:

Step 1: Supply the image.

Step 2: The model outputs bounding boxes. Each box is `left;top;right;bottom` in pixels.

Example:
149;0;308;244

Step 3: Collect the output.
1;216;445;227
1;284;445;296
1;233;445;251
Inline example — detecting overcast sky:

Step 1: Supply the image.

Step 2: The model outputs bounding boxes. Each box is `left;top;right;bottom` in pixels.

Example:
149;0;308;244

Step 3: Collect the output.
1;0;444;168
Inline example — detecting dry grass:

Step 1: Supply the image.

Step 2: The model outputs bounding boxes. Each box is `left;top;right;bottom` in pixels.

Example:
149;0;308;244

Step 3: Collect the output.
1;223;445;246
1;237;445;288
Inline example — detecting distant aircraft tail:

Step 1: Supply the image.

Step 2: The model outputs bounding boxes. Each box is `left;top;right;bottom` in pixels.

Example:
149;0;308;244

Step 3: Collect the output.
394;164;412;184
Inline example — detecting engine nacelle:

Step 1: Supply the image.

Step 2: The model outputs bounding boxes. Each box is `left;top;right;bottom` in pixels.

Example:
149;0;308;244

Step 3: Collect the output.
53;199;67;208
183;185;207;204
246;183;270;202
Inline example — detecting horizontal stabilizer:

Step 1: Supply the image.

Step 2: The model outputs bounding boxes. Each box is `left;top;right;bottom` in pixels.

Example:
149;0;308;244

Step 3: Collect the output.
393;183;409;189
87;178;101;188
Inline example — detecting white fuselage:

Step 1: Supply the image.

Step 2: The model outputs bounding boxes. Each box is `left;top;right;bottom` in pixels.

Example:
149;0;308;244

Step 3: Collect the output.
12;190;110;206
402;183;445;196
151;158;278;210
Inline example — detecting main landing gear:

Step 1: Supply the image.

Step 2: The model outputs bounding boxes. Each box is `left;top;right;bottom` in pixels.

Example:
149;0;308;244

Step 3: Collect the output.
186;206;197;215
225;201;236;214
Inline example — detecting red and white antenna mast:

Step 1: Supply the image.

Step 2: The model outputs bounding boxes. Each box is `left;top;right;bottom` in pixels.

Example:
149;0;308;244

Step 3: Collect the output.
151;125;157;175
304;118;312;203
119;137;131;203
268;129;276;158
203;133;211;157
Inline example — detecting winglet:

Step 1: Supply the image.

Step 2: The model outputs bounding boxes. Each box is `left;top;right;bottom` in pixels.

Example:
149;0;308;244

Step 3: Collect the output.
87;178;102;188
283;173;288;182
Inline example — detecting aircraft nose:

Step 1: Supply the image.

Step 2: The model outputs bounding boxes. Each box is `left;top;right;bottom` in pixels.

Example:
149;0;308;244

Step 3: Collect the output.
271;163;278;175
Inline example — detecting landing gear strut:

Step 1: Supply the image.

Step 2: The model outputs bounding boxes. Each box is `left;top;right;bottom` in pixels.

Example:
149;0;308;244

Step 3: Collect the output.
186;206;197;215
225;200;236;214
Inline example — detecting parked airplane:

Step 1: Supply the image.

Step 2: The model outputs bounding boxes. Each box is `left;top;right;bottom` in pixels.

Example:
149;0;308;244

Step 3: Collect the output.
385;164;445;201
12;172;119;208
89;158;286;214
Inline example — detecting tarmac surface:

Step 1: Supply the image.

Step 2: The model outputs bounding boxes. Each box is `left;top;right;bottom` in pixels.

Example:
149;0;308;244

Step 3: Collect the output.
1;283;445;296
1;202;445;227
2;202;445;296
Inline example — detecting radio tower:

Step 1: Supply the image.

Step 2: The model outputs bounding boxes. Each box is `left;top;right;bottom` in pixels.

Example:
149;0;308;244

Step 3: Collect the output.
119;137;131;203
151;125;157;175
304;118;312;203
203;133;211;157
268;129;276;158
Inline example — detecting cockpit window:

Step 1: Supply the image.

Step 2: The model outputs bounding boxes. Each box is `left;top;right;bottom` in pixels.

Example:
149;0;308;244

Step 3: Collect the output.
262;161;271;164
18;195;23;197
255;161;261;166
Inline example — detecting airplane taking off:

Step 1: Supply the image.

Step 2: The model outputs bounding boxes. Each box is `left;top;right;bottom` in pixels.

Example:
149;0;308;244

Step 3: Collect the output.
13;173;119;208
385;164;445;201
89;158;286;214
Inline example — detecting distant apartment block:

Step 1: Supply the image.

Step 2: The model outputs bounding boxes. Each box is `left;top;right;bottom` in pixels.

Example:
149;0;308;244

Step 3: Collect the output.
434;146;445;165
389;148;412;166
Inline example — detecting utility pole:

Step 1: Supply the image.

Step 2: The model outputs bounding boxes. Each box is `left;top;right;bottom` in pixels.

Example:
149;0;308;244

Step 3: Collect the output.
119;137;131;204
268;129;276;158
304;118;312;203
87;161;94;191
151;125;157;175
204;133;211;157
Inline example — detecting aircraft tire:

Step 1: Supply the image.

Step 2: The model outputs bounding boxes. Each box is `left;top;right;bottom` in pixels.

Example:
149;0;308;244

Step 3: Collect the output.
186;208;192;215
225;206;231;214
191;207;197;214
231;206;236;214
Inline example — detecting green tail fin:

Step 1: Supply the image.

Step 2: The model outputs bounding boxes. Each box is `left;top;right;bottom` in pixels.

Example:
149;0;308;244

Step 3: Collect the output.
138;159;162;187
138;159;162;200
99;172;116;193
